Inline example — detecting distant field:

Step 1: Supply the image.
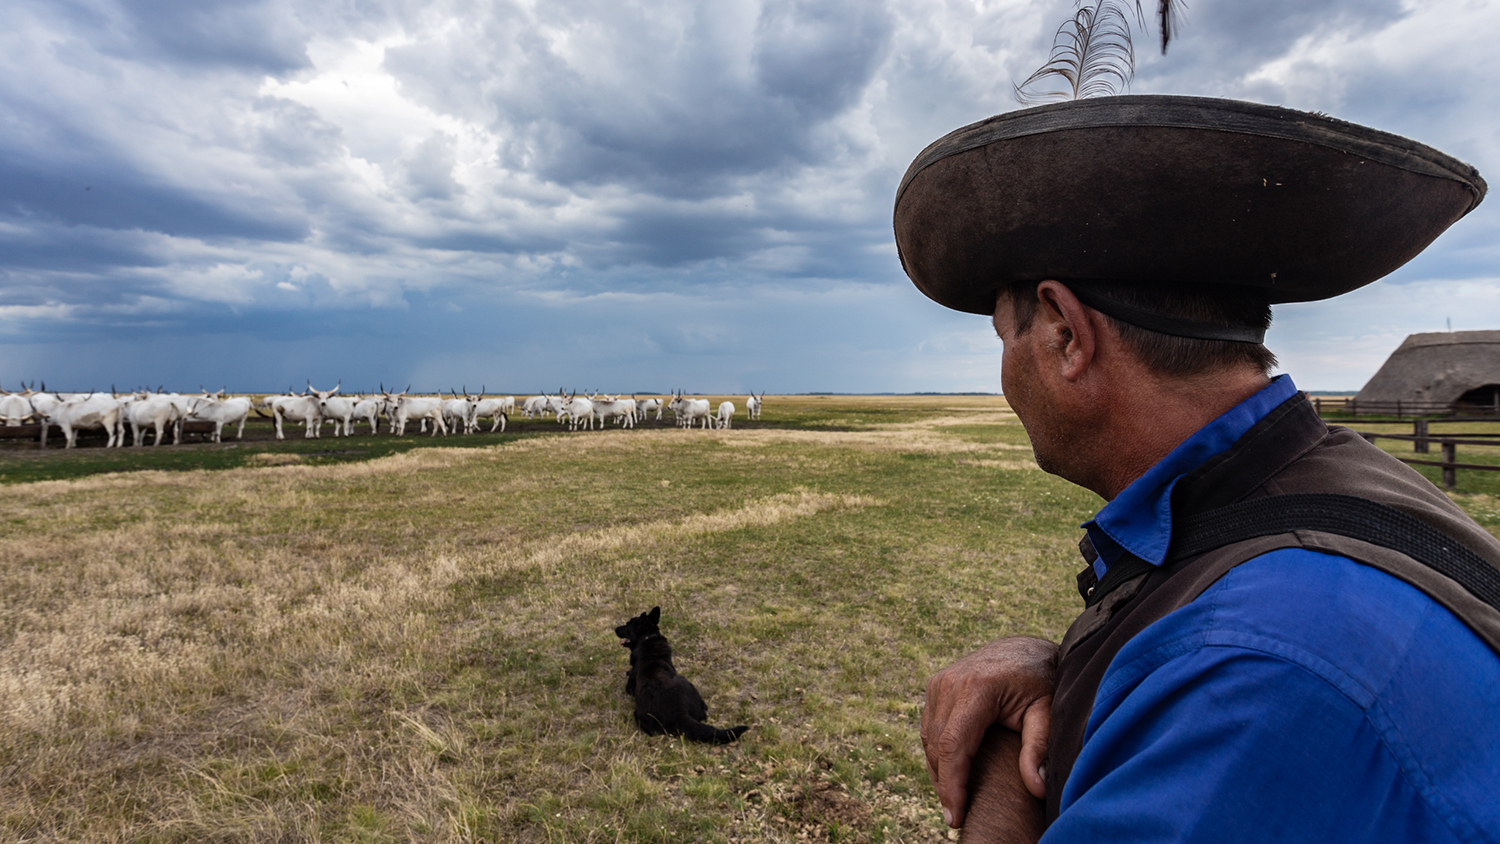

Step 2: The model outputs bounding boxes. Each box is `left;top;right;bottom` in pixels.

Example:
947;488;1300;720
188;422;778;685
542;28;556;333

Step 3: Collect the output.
3;396;1496;843
0;395;1006;485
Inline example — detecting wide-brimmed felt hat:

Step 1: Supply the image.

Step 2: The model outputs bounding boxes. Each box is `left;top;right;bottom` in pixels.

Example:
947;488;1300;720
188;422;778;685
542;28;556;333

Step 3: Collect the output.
893;96;1486;325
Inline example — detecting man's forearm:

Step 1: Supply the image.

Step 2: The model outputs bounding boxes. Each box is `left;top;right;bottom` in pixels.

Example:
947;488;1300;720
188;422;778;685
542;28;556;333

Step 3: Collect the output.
959;726;1046;844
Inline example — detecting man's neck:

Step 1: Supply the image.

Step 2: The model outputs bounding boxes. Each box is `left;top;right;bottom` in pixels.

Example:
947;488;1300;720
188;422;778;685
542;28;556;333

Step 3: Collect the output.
1078;368;1272;500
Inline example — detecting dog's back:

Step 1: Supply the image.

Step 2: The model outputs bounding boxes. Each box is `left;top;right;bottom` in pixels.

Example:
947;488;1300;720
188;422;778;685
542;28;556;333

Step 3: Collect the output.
614;607;749;744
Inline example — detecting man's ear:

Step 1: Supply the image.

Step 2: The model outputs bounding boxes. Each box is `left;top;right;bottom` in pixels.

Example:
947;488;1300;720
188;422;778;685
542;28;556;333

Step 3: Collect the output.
1034;281;1099;381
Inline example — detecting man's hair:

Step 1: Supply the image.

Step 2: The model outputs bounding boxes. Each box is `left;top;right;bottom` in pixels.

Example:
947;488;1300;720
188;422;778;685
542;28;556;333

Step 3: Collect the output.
1004;280;1278;377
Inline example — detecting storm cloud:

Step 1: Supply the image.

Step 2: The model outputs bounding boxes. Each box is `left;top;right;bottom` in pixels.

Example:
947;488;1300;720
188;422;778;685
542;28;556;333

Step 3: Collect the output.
3;0;1498;392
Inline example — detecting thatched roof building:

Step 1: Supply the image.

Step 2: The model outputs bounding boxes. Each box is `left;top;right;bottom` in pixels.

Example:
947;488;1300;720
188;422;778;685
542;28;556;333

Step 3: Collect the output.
1355;331;1500;411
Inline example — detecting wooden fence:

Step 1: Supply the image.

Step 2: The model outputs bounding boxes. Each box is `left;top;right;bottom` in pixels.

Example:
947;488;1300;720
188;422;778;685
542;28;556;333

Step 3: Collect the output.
1314;396;1500;419
1351;422;1500;489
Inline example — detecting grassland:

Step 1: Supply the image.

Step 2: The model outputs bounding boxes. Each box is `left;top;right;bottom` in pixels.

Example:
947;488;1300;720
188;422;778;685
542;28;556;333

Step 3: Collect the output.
2;396;1496;843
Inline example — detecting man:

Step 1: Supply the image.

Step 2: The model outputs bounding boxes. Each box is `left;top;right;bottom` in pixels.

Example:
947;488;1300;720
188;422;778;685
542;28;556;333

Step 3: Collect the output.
892;96;1500;843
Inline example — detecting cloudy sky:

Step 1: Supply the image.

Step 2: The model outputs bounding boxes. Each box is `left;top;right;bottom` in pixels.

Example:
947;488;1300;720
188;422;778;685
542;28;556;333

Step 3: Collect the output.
2;0;1498;394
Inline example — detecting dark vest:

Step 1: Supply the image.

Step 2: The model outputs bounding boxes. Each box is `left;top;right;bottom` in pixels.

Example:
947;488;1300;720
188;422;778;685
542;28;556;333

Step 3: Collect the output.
1043;394;1500;822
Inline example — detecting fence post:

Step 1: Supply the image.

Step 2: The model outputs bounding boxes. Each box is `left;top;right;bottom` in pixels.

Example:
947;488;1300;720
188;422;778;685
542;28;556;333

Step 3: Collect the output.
1315;397;1322;415
1396;400;1403;418
1351;399;1358;418
1442;441;1457;489
1414;419;1429;453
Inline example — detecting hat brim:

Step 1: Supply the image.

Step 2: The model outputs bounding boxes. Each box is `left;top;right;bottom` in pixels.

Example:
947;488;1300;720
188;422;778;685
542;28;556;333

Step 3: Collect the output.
894;96;1486;316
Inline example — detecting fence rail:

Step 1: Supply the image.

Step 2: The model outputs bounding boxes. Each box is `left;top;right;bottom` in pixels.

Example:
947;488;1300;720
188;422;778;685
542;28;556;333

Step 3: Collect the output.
1354;427;1500;489
1315;396;1500;418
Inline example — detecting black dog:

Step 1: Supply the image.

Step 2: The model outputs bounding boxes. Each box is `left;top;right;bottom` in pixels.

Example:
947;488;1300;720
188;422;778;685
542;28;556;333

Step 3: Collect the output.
614;607;748;744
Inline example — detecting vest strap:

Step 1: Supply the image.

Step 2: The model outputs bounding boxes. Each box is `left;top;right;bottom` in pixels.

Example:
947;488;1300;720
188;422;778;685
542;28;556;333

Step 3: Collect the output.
1170;493;1500;612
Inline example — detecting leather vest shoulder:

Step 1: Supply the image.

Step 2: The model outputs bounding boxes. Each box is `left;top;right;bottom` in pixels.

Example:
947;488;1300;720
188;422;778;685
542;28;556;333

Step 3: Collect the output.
1043;394;1500;822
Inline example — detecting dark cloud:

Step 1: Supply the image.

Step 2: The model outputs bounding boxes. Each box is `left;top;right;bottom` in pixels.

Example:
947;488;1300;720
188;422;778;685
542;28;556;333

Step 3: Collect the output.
752;0;894;115
0;222;166;277
0;151;309;241
2;0;1497;393
65;0;314;73
384;0;893;196
2;280;992;394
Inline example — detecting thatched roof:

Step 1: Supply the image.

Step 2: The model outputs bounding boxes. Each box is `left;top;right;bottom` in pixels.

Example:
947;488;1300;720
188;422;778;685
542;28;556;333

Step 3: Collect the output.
1355;331;1500;406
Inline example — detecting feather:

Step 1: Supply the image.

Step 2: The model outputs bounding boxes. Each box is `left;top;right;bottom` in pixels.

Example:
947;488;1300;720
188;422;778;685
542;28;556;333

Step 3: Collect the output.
1014;0;1135;105
1123;0;1184;53
1013;0;1183;104
1156;0;1182;54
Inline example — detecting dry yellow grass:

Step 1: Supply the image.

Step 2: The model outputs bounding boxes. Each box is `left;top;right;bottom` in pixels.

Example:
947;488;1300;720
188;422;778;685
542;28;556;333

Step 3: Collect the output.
0;395;1090;843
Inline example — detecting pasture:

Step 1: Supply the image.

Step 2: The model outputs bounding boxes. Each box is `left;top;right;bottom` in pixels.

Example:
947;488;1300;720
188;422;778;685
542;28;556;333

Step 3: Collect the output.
3;396;1496;843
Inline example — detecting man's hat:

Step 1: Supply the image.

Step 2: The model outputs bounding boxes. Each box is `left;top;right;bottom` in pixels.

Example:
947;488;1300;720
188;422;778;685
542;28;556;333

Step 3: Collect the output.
893;96;1486;333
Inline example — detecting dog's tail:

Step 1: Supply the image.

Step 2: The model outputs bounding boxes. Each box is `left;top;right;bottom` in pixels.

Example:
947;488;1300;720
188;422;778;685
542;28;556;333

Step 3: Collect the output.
683;720;750;744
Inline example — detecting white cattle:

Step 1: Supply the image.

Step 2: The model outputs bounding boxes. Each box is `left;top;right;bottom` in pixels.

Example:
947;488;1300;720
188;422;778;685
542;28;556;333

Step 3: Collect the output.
591;395;636;428
715;401;735;429
189;393;252;443
308;382;357;437
0;383;33;426
634;396;663;423
746;392;764;420
352;395;385;434
46;393;124;448
521;395;551;419
668;392;712;429
267;390;322;440
473;394;513;433
162;391;200;443
126;391;185;446
383;387;448;436
28;387;62;421
441;388;480;434
560;394;594;431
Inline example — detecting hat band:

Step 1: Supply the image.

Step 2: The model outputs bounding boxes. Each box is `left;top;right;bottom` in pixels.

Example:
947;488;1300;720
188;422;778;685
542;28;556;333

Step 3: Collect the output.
1062;282;1268;344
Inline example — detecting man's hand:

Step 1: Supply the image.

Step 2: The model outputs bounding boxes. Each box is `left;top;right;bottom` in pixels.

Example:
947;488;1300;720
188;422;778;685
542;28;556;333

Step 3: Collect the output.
922;636;1060;829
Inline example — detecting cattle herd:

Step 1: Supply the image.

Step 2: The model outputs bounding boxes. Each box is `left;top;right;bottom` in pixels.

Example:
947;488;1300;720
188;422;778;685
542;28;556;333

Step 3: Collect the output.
0;382;767;448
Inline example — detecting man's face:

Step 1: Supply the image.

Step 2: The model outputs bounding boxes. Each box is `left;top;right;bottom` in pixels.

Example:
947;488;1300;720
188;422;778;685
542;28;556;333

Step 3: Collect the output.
992;291;1031;422
992;289;1066;477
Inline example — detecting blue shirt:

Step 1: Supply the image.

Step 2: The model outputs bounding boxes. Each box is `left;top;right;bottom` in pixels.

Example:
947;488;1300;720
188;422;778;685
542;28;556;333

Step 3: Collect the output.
1045;376;1500;844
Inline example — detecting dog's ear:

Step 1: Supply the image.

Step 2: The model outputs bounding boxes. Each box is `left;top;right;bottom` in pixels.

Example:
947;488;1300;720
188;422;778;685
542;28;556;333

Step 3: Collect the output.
649;607;661;623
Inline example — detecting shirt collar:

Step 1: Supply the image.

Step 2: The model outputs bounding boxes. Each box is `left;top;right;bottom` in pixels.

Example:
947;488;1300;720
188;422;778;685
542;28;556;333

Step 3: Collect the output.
1082;374;1299;576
